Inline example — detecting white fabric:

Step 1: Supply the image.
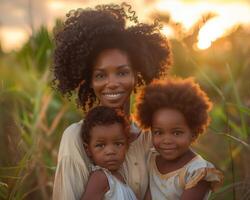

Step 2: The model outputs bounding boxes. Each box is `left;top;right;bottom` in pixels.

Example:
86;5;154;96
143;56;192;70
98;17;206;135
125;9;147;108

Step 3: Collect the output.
91;166;138;200
53;120;151;200
149;151;223;200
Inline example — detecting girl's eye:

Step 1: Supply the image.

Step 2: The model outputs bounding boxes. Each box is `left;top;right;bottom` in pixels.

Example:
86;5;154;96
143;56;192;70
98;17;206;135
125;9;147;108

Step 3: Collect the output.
152;130;161;135
173;131;183;136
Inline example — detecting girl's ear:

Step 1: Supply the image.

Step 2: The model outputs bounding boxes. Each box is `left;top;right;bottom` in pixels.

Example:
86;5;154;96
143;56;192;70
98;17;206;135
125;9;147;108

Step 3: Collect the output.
191;133;198;142
83;142;92;157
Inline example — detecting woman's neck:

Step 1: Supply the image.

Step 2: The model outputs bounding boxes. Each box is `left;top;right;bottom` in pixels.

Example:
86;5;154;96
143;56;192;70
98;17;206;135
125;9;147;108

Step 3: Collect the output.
122;99;131;117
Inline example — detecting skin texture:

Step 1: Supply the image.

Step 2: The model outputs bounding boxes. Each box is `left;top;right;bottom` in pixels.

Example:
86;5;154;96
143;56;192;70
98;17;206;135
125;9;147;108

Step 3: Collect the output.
151;108;195;171
82;123;128;200
85;123;128;172
149;108;209;199
91;49;136;110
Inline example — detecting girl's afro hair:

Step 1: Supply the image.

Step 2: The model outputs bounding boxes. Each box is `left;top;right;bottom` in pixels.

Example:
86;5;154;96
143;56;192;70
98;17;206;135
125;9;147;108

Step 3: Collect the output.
135;77;213;136
52;3;172;110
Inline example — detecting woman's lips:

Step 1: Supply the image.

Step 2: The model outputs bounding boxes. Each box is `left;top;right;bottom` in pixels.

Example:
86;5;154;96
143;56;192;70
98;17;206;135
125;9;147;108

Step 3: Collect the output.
102;92;125;100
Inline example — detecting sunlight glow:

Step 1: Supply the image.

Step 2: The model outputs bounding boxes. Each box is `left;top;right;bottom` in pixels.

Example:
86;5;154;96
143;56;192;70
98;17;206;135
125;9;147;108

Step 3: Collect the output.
160;25;174;38
0;27;29;52
1;0;250;52
155;0;250;50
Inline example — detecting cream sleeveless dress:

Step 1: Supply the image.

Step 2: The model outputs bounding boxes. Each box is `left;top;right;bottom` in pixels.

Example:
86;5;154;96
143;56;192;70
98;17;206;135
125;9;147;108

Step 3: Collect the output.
91;166;137;200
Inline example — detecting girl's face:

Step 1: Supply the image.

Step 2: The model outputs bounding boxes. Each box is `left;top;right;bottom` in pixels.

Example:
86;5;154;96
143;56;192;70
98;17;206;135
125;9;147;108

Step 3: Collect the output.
151;108;195;161
85;123;128;172
91;49;136;109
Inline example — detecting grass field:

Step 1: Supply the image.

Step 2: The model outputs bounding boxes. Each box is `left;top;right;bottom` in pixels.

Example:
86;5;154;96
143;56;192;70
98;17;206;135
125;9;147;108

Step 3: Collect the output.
0;17;249;199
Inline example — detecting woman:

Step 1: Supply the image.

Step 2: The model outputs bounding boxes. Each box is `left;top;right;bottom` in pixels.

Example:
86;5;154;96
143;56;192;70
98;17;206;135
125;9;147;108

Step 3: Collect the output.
52;3;172;200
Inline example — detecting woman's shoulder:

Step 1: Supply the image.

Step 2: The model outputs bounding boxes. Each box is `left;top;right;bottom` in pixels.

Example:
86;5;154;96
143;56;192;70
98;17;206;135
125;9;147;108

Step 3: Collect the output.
62;120;83;138
57;120;85;160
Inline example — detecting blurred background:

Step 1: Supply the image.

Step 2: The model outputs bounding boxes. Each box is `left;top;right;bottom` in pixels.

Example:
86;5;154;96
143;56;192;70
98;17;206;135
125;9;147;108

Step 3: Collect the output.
0;0;250;199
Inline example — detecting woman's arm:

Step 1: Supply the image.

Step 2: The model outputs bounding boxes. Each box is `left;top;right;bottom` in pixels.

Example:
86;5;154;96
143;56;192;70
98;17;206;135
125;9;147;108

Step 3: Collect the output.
180;180;210;200
53;122;90;200
143;186;152;200
81;170;109;200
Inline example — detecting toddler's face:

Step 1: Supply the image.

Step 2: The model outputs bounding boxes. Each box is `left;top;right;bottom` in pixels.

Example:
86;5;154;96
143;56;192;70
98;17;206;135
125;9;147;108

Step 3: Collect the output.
151;108;194;161
86;123;128;172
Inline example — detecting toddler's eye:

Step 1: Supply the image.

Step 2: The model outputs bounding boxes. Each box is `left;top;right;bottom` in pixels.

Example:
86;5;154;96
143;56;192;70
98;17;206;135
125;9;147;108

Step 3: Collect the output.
95;143;105;148
115;142;125;147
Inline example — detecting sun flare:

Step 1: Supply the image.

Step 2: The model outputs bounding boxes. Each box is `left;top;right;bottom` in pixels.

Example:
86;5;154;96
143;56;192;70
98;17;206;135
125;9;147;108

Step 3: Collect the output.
155;0;250;50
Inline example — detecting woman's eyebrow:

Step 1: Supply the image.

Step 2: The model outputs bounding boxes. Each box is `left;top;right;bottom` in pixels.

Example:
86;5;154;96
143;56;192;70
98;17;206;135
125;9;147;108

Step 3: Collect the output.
94;64;131;70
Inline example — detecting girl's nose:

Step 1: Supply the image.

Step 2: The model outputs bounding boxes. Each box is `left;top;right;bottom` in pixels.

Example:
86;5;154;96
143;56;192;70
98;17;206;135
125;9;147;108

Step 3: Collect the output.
162;134;173;144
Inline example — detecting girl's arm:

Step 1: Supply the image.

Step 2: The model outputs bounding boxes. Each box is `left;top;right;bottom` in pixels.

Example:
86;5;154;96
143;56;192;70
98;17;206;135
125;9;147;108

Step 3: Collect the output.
143;186;152;200
180;180;210;200
81;170;109;200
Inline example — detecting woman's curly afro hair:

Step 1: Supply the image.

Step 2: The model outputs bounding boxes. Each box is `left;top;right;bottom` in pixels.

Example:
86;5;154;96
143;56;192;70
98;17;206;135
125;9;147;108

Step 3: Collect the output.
135;77;213;137
52;3;172;110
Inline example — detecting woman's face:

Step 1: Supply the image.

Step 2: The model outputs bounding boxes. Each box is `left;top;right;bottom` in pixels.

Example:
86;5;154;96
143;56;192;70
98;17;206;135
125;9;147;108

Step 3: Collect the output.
91;49;136;109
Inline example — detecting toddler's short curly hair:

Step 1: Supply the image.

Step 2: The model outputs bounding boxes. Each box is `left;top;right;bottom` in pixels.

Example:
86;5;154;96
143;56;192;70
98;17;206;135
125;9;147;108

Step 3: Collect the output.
52;3;172;110
135;78;212;137
81;106;129;144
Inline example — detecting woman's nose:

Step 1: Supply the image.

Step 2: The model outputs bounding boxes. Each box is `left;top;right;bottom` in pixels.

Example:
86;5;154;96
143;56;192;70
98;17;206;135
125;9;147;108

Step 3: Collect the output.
106;74;119;89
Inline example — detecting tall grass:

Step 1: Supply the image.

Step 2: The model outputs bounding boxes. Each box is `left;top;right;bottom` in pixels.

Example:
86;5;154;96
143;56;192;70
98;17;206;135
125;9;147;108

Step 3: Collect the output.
0;17;249;199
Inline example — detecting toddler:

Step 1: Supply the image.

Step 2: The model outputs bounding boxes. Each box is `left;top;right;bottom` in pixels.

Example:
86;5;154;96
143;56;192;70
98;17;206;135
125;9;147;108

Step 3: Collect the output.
136;78;223;200
81;106;137;200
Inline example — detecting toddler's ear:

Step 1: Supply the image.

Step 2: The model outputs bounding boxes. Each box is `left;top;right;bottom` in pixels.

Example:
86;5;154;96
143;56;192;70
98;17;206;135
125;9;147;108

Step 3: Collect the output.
83;142;92;157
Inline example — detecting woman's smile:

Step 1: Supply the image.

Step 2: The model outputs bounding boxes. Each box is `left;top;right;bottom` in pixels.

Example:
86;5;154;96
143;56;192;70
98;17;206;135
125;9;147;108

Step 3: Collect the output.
92;49;136;109
102;91;125;100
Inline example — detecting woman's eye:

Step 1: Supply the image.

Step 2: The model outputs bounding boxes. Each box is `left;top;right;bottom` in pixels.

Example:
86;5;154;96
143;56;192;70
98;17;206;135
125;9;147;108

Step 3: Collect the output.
94;73;106;80
117;70;129;76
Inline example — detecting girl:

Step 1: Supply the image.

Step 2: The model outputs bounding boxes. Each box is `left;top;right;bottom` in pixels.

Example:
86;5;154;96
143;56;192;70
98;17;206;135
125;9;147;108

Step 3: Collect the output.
52;3;172;200
81;106;137;200
136;78;224;200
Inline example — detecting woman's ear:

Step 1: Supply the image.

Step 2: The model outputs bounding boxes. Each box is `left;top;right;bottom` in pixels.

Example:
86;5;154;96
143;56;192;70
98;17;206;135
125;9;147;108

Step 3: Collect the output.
83;142;92;157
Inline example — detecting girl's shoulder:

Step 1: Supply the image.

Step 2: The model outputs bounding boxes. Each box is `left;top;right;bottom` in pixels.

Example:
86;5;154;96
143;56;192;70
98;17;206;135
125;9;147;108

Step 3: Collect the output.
183;154;224;191
185;154;215;171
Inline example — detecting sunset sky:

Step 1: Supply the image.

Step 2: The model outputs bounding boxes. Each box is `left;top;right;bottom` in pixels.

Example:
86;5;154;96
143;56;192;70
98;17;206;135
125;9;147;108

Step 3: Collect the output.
1;0;250;52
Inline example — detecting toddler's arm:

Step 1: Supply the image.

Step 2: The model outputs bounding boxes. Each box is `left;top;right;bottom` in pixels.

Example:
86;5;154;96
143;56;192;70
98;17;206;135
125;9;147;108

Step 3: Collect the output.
81;170;109;200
